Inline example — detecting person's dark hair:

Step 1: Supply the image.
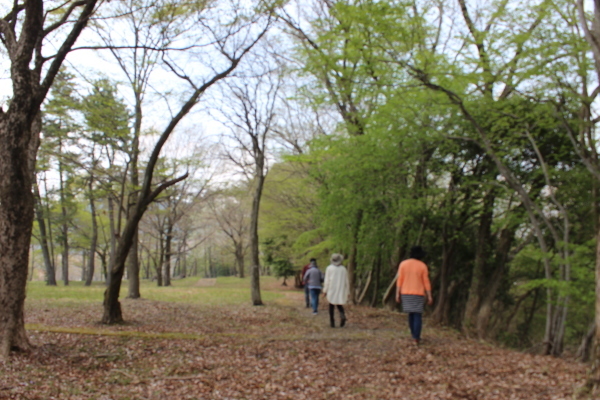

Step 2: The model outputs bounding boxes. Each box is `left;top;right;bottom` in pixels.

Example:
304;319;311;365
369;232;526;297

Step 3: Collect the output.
309;258;316;262
409;246;426;260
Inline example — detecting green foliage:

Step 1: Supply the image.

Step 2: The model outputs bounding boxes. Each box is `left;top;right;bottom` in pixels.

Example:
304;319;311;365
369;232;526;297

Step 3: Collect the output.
262;237;296;282
283;0;598;352
259;162;322;262
81;78;132;150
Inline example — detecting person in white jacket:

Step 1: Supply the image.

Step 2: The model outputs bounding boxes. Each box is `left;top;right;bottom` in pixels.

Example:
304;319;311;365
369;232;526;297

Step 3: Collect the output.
323;253;349;328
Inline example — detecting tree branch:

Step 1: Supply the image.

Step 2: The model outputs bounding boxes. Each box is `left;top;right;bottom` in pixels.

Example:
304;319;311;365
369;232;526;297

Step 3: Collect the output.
139;17;272;208
38;0;99;107
70;44;199;52
457;0;493;93
146;173;189;206
577;0;600;76
42;0;86;37
0;19;17;57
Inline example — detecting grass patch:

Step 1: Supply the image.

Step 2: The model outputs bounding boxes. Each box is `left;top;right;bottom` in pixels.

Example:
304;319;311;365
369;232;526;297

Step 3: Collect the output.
26;276;285;307
26;281;105;303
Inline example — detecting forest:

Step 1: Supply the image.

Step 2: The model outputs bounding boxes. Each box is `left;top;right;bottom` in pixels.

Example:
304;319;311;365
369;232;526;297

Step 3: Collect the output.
2;0;600;389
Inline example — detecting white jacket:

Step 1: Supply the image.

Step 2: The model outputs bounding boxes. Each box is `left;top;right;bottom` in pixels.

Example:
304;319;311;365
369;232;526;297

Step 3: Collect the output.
323;264;349;305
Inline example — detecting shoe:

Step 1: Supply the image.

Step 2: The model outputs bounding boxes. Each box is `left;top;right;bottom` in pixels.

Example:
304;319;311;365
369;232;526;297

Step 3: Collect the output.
340;318;346;328
312;311;318;315
414;339;420;346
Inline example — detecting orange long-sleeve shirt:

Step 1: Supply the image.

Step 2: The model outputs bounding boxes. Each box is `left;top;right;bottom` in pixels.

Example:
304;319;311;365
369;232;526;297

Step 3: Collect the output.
397;259;431;296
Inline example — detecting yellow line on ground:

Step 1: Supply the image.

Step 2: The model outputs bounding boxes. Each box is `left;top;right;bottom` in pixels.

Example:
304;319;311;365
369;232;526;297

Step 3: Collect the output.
25;323;379;342
26;324;210;340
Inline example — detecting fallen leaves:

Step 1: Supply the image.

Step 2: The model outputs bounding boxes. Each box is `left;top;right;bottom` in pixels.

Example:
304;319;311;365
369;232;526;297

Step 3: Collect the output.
0;284;588;399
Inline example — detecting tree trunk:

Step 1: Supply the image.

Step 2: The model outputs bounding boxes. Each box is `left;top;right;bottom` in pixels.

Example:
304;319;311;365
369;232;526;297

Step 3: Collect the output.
33;182;56;285
42;174;57;273
61;232;69;285
107;197;118;288
99;251;107;282
521;288;541;345
85;179;97;286
127;231;140;297
163;221;173;287
476;225;515;338
127;101;141;297
442;280;458;323
156;233;164;287
382;272;398;310
357;269;372;305
577;323;595;363
144;246;151;279
177;235;186;277
552;300;569;356
347;209;364;305
102;197;151;323
235;241;245;278
250;171;265;306
431;238;455;325
370;249;382;308
59;156;69;286
0;112;38;357
81;250;86;281
463;189;494;334
29;246;35;281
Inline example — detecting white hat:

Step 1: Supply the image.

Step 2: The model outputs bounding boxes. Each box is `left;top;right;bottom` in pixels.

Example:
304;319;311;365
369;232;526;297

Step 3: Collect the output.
330;253;343;265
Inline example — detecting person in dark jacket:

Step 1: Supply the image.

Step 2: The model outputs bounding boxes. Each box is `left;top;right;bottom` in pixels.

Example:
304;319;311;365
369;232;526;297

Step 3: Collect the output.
303;260;323;315
301;258;316;308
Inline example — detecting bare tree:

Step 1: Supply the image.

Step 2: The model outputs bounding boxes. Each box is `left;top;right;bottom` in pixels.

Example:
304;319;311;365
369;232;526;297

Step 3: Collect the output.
207;188;250;278
92;0;187;298
101;5;272;323
158;152;209;286
218;65;282;305
33;180;56;286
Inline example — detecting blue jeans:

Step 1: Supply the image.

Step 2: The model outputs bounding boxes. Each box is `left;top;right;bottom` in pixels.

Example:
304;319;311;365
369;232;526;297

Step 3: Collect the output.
408;313;422;340
304;285;310;307
309;288;321;313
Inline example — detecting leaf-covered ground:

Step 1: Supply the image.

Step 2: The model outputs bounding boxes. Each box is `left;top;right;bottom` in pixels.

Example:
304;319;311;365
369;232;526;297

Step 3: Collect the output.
0;278;588;399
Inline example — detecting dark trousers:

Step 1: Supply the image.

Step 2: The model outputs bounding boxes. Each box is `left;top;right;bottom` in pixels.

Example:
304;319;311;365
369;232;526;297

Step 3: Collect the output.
329;304;346;327
408;312;422;340
309;288;321;313
304;285;310;307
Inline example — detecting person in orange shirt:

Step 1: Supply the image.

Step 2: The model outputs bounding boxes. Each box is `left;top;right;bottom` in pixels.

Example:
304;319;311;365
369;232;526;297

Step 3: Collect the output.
395;246;433;345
